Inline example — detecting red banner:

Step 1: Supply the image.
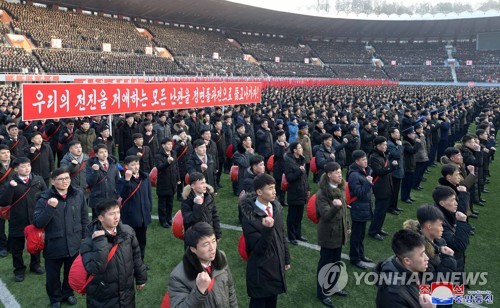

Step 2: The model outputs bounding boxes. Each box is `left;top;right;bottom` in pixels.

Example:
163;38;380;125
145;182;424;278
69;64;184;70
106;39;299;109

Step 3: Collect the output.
6;75;60;82
22;82;261;121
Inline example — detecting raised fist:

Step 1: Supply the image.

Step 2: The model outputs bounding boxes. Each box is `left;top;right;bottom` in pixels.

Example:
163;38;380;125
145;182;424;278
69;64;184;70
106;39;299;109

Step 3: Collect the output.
456;211;467;222
30;147;36;153
125;170;133;181
71;159;78;165
92;230;105;239
47;198;58;208
92;164;100;171
332;199;342;207
262;216;274;228
9;180;17;187
194;195;204;205
201;163;208;172
196;272;212;294
366;176;373;183
168;156;174;163
137;152;143;157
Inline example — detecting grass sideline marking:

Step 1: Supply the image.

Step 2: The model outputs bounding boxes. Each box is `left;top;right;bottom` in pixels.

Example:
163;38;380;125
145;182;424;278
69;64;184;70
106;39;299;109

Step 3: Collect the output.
0;278;21;308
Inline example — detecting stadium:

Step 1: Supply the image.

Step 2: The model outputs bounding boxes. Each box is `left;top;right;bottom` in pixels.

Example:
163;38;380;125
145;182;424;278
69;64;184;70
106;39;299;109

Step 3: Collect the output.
0;0;499;307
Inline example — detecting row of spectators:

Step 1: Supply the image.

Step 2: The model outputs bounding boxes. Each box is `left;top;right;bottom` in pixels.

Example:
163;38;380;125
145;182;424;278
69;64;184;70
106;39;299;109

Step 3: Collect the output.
309;41;373;64
140;23;243;59
0;86;21;106
261;61;333;77
384;65;453;82
453;42;500;65
456;66;500;83
328;64;388;79
373;42;448;65
1;2;150;53
0;46;42;73
33;49;186;75
231;33;311;62
176;56;265;77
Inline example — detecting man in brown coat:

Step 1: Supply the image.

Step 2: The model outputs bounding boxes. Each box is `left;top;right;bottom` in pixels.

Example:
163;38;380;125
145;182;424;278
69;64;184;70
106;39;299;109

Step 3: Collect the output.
315;162;350;307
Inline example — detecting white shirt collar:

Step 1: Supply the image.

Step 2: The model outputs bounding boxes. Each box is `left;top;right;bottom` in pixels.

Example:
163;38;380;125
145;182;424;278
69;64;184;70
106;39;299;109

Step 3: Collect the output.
255;199;273;216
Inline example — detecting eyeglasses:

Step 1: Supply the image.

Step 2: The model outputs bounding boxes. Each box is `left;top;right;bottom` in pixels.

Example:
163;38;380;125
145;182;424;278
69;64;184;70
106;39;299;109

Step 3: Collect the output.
54;177;71;182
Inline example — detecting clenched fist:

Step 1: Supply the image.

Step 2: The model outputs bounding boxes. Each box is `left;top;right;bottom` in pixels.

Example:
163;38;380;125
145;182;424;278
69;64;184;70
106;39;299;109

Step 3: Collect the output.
92;164;100;171
194;195;204;205
262;216;274;228
9;180;17;187
47;198;58;208
125;170;133;181
196;272;212;294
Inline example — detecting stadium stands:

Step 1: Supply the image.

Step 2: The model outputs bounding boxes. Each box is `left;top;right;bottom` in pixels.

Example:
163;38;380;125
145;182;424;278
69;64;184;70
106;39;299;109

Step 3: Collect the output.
261;61;333;77
456;66;500;82
453;42;500;65
373;42;447;66
232;34;311;62
141;23;243;59
308;41;372;64
328;64;388;79
384;65;453;82
0;46;42;73
176;56;265;77
33;48;186;75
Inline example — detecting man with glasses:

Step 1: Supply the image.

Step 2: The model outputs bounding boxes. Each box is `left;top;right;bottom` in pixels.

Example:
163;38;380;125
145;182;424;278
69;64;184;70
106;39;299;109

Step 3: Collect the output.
34;168;89;308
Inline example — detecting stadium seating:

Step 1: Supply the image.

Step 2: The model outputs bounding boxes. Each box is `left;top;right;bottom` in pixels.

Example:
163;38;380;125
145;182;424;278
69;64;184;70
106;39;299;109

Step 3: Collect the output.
261;61;334;77
176;56;265;77
308;41;372;64
232;34;311;62
0;46;42;73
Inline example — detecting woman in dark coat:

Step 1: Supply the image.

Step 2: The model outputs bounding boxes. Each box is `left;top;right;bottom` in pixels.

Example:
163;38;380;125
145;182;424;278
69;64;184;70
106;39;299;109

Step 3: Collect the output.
284;141;310;245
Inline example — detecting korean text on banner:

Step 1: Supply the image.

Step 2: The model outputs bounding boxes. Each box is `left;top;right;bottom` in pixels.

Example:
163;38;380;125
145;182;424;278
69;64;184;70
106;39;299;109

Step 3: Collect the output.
22;82;262;121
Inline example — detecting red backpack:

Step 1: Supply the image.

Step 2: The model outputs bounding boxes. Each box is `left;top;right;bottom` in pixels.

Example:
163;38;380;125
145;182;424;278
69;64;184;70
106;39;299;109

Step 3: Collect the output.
238;234;248;262
345;182;357;206
172;210;185;240
266;155;274;172
306;194;319;224
24;225;45;254
69;244;119;295
230;165;239;182
149;167;158;187
281;174;288;191
310;157;318;174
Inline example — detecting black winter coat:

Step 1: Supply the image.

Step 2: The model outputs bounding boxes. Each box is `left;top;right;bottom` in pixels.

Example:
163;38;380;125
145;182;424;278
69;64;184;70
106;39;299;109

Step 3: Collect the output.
255;128;273;158
344;133;359;166
369;149;395;200
360;128;375;154
86;156;120;209
186;152;217;192
284;153;309;206
118;123;139;158
315;144;335;176
2;135;28;158
375;256;421;308
332;136;347;167
117;172;153;228
211;128;226;164
347;163;373;222
24;142;54;181
402;137;421;173
173;135;193;177
181;185;221;239
93;135;115;156
272;141;287;181
0;174;47;237
240;193;290;298
127;145;154;174
154;150;180;196
81;221;147;308
33;185;89;259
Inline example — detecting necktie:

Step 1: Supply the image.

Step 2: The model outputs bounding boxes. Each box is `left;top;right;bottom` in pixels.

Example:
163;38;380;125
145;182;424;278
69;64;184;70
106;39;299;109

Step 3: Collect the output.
103;163;107;171
266;206;273;218
205;265;212;275
24;178;29;184
61;194;66;199
203;156;207;164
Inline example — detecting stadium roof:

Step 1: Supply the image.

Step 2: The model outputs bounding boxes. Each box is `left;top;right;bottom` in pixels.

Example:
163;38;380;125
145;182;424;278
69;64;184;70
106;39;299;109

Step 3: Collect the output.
37;0;500;40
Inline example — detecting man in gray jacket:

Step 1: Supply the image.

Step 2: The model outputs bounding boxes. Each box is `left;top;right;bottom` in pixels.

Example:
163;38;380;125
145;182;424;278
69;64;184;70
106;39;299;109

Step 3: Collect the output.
168;222;237;308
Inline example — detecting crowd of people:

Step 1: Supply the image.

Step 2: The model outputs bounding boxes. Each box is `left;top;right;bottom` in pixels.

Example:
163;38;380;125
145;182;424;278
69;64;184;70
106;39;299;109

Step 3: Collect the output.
0;83;498;307
309;41;373;64
453;42;500;65
261;61;333;77
176;56;265;77
0;46;42;74
373;42;448;66
33;48;186;75
141;23;243;60
384;65;453;82
329;64;388;79
456;65;500;83
1;2;151;53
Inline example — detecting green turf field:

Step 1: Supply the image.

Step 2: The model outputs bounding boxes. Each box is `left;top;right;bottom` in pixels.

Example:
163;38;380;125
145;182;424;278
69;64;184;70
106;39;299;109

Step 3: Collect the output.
0;147;498;308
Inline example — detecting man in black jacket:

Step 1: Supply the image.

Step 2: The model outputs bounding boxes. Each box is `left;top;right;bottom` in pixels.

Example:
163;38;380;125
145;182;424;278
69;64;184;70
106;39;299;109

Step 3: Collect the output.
118;114;139;161
126;133;154;174
255;118;274;167
2;122;28;159
240;173;290;308
34;168;89;308
0;158;47;282
187;139;218;193
211;119;226;188
368;137;398;241
432;185;472;284
80;199;147;307
86;144;120;220
0;144;14;257
375;229;432;308
155;138;180;228
25;131;54;186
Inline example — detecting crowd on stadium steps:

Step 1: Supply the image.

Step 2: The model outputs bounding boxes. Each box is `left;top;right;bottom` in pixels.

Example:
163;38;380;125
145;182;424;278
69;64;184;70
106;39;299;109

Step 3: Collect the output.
308;41;373;64
140;23;243;60
0;46;42;74
384;65;453;82
176;56;266;77
456;66;500;83
0;83;498;307
261;61;334;77
373;43;448;66
1;2;151;53
33;49;186;75
453;42;500;65
328;65;388;79
231;34;312;63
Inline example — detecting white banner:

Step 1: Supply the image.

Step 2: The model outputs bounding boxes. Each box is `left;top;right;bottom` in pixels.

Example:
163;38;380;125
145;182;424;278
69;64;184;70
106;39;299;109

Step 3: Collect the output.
275;57;280;63
102;43;112;52
304;58;309;64
425;60;432;66
51;38;62;49
466;60;473;66
243;54;250;61
391;60;396;66
213;52;219;60
145;47;153;55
